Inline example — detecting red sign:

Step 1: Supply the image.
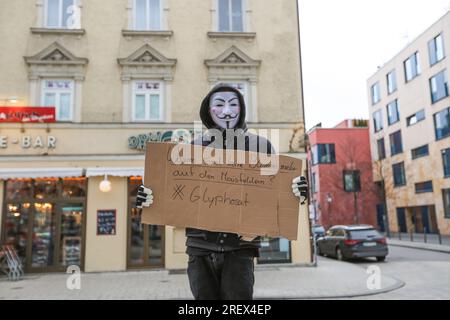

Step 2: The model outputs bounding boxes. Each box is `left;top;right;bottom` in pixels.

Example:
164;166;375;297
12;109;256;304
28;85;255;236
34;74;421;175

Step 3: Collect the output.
0;107;56;123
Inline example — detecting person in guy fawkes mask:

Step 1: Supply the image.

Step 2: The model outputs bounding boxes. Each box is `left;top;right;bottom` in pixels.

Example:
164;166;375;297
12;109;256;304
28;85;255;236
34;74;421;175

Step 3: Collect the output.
136;84;308;300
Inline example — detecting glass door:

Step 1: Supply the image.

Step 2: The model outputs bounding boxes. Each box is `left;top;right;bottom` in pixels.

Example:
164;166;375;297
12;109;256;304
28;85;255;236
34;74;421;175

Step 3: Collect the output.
127;177;164;269
59;205;84;267
31;203;57;269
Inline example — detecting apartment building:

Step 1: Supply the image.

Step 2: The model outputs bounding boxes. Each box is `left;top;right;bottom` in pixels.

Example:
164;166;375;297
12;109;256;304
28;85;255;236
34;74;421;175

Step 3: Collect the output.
367;11;450;236
0;0;309;273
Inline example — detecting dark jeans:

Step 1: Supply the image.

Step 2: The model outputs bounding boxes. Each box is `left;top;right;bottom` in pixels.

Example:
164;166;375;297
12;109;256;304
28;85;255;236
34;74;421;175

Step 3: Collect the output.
187;251;255;300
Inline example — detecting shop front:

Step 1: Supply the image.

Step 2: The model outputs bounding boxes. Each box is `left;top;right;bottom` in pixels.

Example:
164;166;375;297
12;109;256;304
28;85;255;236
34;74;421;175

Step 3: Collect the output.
2;175;86;273
0;124;311;273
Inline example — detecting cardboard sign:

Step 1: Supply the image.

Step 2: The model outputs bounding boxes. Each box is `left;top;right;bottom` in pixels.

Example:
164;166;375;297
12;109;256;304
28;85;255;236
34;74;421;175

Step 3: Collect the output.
142;142;302;240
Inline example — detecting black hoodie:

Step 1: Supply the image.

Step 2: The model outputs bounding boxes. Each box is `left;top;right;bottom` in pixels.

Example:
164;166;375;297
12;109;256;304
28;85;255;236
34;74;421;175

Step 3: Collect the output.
186;83;275;256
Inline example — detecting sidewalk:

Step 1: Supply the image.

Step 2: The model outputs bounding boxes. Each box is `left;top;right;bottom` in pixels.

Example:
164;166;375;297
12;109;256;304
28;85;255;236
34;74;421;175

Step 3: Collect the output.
387;237;450;254
0;258;403;300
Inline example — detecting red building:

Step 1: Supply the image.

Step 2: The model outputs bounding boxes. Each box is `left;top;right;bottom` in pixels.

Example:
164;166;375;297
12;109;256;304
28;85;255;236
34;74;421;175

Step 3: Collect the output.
307;119;382;230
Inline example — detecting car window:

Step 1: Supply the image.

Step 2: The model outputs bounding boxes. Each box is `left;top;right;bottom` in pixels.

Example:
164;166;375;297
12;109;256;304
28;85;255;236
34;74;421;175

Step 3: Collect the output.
349;229;381;239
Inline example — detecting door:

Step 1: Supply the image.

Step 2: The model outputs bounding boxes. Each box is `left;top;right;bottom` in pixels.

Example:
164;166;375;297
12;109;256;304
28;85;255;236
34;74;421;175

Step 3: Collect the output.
396;208;407;233
127;177;165;269
376;204;386;232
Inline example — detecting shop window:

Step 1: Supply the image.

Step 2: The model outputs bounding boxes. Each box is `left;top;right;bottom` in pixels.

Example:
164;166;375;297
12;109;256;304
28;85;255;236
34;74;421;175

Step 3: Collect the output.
258;237;291;264
2;178;86;272
128;177;164;268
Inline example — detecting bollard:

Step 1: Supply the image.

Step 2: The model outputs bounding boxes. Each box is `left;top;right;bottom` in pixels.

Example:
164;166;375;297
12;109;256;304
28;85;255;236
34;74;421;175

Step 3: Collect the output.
424;227;427;243
410;231;414;242
438;230;442;245
399;231;402;240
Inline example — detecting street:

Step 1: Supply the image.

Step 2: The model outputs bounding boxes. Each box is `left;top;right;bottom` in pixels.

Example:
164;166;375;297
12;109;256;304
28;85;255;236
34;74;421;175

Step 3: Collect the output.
324;245;450;300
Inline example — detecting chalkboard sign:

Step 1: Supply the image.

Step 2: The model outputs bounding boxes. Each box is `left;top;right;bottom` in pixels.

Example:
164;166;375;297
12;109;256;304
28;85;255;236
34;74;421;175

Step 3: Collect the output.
97;209;116;235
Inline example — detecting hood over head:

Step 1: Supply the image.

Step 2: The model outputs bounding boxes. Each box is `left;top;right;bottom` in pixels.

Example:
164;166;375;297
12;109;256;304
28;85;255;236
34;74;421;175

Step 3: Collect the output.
199;83;247;131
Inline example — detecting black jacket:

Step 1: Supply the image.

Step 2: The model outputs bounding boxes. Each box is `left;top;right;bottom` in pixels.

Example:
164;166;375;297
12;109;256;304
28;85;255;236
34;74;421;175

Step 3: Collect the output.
186;83;275;255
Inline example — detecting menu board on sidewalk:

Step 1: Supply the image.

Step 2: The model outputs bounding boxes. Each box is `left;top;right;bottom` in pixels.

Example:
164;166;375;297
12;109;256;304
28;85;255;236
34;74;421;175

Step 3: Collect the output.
97;210;116;235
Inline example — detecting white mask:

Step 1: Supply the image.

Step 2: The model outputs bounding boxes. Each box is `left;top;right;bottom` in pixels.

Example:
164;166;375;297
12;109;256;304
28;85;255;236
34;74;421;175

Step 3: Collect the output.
209;91;241;129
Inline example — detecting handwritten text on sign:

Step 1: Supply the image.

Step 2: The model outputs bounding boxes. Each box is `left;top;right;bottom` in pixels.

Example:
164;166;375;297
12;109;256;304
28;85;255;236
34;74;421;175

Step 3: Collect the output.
142;142;303;240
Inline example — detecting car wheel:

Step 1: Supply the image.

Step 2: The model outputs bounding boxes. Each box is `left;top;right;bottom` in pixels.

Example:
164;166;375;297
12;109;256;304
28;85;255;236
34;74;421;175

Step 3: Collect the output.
376;256;386;262
336;247;344;261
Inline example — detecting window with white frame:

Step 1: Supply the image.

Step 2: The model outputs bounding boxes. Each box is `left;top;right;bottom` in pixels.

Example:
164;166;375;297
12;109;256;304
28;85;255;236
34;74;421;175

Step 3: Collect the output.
45;0;80;29
133;81;163;122
134;0;162;30
41;80;74;121
218;0;244;32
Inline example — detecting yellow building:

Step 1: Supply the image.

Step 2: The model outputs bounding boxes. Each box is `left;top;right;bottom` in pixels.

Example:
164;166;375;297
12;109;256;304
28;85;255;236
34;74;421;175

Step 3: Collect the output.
367;12;450;236
0;0;310;273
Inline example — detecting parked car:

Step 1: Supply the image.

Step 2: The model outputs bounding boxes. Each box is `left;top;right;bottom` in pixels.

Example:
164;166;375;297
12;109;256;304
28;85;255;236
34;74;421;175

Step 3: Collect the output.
312;224;326;239
317;225;388;262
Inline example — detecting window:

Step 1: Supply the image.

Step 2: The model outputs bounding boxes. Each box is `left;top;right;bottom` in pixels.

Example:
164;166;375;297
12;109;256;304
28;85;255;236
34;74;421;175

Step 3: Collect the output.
45;0;78;29
407;109;425;126
411;145;429;160
434;107;450;140
389;130;403;156
42;80;74;121
371;82;381;105
377;138;386;160
312;172;317;193
387;70;397;94
312;144;336;165
429;33;445;66
393;162;406;187
443;148;450;177
387;100;400;125
443;189;450;218
430;70;449;103
415;181;433;193
373;110;383;132
404;52;421;82
134;0;161;30
132;81;163;122
343;171;361;192
218;0;244;32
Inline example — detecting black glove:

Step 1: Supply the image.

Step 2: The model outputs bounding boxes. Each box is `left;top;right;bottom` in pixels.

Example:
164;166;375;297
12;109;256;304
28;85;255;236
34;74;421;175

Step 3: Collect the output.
292;176;308;205
136;185;153;209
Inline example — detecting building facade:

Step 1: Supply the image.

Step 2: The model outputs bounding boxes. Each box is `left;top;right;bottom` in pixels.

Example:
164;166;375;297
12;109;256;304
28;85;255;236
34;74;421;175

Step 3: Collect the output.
308;120;380;230
367;12;450;236
0;0;311;273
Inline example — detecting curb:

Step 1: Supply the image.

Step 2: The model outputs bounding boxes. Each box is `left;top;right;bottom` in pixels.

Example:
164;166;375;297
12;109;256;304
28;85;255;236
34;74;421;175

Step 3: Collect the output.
388;242;450;254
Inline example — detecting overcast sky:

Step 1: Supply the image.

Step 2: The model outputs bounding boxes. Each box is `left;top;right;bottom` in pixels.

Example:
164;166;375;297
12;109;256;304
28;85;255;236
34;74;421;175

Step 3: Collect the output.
298;0;450;130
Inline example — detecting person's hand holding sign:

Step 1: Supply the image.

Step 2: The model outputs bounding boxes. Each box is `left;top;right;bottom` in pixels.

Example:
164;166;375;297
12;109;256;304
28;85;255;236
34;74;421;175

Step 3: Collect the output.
292;176;308;205
136;185;153;209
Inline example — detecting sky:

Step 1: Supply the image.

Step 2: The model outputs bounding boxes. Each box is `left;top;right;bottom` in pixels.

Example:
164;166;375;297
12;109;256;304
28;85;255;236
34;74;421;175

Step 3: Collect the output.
298;0;450;130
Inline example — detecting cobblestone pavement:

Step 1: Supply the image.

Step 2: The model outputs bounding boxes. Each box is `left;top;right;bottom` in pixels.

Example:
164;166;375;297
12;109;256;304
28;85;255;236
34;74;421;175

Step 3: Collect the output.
0;257;402;300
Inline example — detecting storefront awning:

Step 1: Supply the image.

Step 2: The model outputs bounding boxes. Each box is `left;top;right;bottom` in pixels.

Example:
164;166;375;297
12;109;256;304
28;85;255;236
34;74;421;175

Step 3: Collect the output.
85;167;144;178
0;168;84;179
